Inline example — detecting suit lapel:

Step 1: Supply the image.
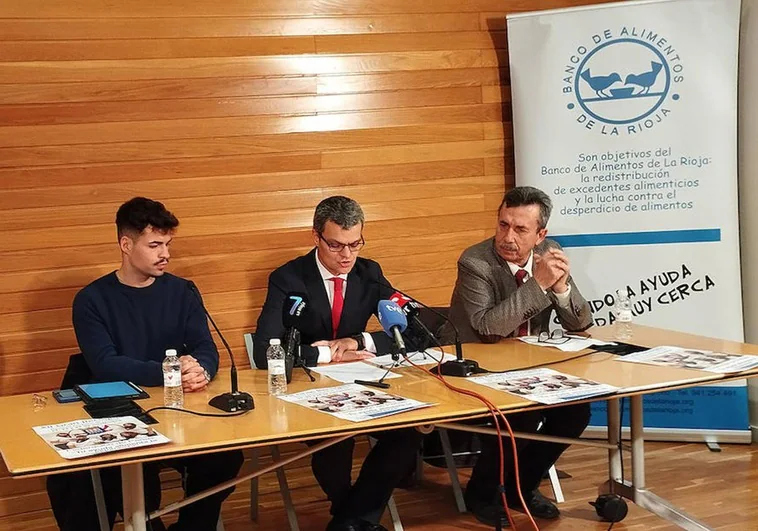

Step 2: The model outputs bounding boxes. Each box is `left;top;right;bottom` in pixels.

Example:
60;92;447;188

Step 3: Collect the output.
491;240;536;336
491;239;519;290
304;249;332;336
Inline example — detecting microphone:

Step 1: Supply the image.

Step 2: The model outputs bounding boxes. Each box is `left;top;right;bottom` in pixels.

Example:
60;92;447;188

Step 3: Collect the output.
353;300;407;390
187;281;254;412
281;293;315;383
389;292;435;353
376;300;408;360
374;281;479;377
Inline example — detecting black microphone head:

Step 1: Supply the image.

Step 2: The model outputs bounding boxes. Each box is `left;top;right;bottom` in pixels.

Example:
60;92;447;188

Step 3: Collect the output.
386;286;461;345
186;280;198;291
404;300;422;318
186;280;205;307
389;291;421;318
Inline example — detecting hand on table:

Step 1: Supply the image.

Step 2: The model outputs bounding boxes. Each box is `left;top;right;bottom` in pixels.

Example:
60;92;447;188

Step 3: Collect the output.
311;338;375;363
179;355;210;392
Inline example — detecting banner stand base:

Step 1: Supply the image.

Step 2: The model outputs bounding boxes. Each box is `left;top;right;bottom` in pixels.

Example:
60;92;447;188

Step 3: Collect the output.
584;426;751;444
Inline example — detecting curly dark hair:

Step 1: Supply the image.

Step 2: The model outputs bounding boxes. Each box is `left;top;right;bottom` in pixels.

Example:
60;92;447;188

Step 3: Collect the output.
115;197;179;239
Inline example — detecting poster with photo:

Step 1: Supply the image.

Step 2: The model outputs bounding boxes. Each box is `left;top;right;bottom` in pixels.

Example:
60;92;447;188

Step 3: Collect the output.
470;368;618;405
619;346;758;373
278;384;432;422
33;416;170;459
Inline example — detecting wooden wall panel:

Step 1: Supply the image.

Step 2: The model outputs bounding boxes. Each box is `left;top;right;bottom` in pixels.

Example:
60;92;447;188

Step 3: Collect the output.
0;1;621;528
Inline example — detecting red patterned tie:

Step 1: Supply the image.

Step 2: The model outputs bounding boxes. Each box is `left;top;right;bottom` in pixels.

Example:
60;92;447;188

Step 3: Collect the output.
330;277;344;339
514;269;529;337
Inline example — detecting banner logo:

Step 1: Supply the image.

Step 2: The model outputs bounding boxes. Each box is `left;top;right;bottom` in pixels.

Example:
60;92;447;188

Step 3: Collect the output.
563;28;684;136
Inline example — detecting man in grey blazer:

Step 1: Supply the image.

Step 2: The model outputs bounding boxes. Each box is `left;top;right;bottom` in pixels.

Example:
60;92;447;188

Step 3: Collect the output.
443;186;593;528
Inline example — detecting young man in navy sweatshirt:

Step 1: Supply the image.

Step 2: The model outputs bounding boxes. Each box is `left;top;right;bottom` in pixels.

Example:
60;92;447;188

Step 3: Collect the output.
46;197;243;531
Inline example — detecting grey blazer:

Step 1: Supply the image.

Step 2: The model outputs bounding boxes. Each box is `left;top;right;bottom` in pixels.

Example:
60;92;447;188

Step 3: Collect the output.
441;237;593;344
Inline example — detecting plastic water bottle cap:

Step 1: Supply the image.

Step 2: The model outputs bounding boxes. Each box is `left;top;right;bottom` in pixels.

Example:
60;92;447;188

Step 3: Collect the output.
269;339;281;346
165;349;178;357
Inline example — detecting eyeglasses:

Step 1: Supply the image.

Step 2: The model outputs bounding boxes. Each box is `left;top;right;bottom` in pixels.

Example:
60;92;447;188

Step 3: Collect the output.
537;329;570;345
318;233;365;253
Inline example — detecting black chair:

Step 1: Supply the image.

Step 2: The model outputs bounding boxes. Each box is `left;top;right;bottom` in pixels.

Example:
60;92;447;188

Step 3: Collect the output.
243;333;406;531
414;309;566;510
56;354;226;531
243;332;301;531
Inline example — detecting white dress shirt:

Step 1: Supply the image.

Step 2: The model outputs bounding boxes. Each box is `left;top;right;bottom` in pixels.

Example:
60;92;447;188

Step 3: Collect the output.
314;252;377;363
507;251;572;335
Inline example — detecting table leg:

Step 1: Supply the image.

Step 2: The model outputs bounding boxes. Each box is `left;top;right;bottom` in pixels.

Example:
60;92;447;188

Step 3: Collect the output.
600;398;633;499
121;463;146;531
630;395;645;490
149;435;353;522
626;395;712;530
606;398;622;484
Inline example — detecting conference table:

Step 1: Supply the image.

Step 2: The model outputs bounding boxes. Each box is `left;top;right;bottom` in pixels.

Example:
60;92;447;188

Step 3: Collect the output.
0;323;756;531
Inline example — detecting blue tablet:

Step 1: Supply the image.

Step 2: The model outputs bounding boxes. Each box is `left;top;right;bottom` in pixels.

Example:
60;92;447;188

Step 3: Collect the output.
74;381;149;402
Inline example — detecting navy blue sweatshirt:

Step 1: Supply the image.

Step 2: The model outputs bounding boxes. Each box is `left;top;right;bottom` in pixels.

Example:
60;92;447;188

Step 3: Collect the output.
72;272;219;387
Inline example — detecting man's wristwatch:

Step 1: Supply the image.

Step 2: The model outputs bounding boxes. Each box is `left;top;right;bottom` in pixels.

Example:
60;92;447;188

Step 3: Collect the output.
351;333;366;351
202;368;211;384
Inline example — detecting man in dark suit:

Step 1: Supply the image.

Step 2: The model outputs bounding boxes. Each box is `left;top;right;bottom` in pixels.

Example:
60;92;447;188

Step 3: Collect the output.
442;186;593;528
254;196;423;531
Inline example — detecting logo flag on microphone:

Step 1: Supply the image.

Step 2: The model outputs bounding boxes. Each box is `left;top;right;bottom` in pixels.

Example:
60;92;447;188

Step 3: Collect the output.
287;296;304;316
389;292;413;307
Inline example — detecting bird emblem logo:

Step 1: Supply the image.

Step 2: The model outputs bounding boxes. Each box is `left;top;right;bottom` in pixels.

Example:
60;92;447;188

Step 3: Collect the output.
563;33;683;135
580;61;663;99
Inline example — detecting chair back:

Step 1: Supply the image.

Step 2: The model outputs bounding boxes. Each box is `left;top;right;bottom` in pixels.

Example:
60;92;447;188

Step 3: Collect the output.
417;306;451;341
244;332;262;369
60;353;92;389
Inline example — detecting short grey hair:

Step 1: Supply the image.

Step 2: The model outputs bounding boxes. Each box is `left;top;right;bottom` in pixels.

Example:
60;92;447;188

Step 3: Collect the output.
313;196;365;233
499;186;553;230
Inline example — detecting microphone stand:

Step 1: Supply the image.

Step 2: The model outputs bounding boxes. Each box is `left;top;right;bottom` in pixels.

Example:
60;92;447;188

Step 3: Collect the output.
355;364;396;390
284;329;316;383
373;281;480;377
355;343;404;390
187;282;255;412
293;346;316;382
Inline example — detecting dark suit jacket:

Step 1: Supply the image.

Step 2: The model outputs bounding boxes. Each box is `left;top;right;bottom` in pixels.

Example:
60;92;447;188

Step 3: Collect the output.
441;237;593;344
253;248;397;368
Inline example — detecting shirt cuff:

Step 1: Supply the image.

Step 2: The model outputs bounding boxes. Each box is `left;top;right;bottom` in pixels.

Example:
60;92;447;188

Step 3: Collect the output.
362;332;377;354
553;283;572;306
317;346;332;364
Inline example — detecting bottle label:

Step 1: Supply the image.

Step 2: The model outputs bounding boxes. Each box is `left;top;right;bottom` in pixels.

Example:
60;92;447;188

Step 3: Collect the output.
164;371;181;387
617;309;633;322
268;359;285;376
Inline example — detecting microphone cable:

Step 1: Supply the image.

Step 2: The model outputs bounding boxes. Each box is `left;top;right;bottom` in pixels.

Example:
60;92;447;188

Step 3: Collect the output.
144;406;249;418
398;335;540;531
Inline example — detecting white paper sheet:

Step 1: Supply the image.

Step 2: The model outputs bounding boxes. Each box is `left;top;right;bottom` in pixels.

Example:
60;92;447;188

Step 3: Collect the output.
366;349;456;368
518;335;615;352
310;362;402;384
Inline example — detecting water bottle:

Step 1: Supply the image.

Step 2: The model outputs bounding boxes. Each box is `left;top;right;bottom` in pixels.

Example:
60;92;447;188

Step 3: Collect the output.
267;339;287;395
162;349;184;408
613;289;634;341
